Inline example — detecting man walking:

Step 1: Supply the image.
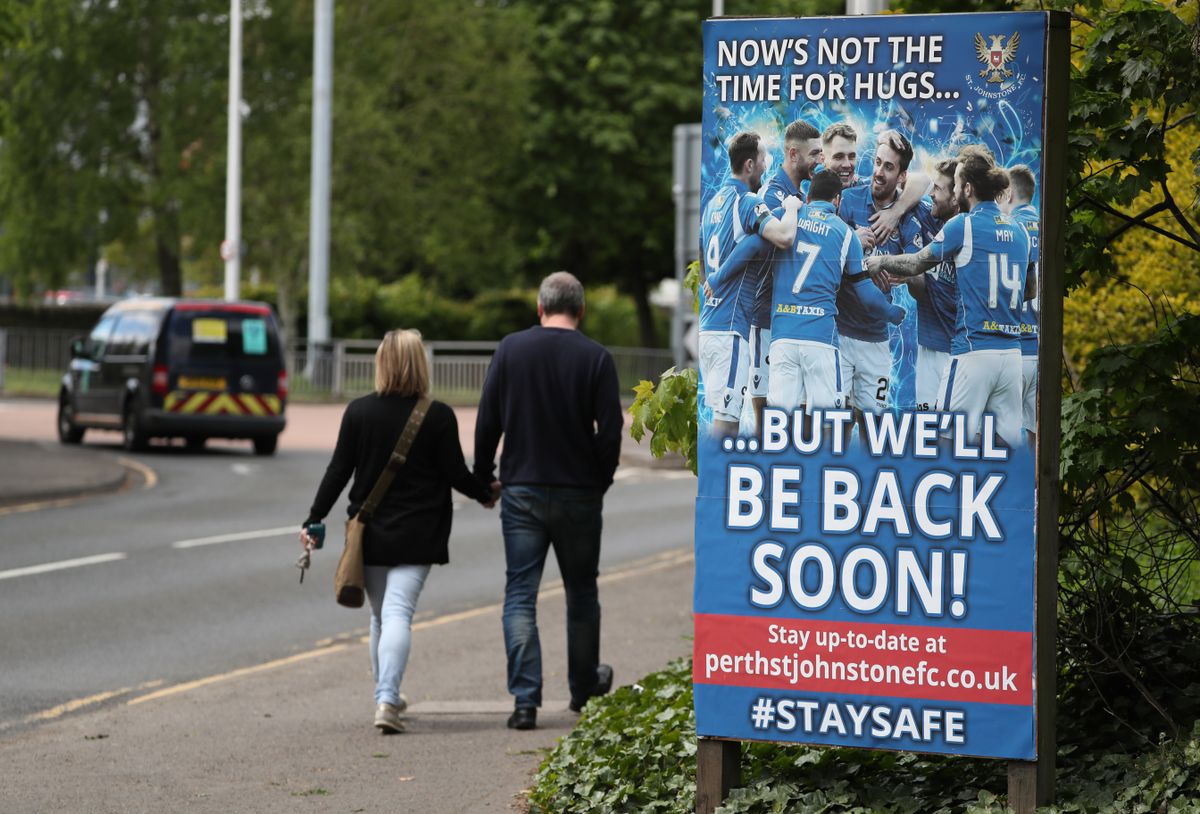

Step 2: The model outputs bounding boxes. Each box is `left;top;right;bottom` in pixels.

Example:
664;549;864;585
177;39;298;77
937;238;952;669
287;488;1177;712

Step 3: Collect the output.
474;271;623;731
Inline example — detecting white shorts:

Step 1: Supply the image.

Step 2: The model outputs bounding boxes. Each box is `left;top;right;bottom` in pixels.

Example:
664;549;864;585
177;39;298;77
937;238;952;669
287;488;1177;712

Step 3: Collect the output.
1022;356;1038;433
767;339;844;413
839;334;892;414
916;345;950;412
937;349;1023;446
700;331;749;422
748;325;771;398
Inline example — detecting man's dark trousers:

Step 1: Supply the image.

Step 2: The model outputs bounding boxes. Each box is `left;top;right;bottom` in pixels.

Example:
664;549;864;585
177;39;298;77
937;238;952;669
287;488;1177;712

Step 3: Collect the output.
500;485;604;710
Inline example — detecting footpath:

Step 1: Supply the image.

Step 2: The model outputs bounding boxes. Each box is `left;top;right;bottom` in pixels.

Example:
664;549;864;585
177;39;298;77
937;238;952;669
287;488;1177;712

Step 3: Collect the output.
0;399;695;812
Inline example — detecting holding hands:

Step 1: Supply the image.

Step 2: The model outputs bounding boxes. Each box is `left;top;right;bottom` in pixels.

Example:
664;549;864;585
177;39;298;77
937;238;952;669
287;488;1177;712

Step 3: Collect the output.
480;480;502;510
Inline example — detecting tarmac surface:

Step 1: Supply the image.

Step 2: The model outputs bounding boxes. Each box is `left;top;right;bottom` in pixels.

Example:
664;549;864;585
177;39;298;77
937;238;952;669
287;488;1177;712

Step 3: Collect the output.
0;398;696;812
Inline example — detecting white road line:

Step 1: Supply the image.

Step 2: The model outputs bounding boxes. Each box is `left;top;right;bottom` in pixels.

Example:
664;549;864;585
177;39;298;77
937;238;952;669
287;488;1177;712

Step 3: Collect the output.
171;525;297;550
0;552;128;581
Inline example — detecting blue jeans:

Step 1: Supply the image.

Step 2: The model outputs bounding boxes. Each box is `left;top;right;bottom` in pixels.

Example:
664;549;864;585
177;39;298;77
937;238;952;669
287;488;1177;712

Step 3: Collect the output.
501;486;604;709
365;563;432;706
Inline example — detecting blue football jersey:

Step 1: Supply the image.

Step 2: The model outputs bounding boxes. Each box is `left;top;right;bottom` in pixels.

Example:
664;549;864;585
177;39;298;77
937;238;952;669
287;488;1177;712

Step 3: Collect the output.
929;201;1031;355
770;201;864;345
699;180;774;337
912;196;958;354
750;171;807;330
1010;203;1040;358
834;184;919;342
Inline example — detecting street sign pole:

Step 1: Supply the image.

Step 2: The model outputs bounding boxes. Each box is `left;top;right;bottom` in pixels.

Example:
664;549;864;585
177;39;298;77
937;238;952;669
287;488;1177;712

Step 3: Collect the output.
223;0;242;302
307;0;333;368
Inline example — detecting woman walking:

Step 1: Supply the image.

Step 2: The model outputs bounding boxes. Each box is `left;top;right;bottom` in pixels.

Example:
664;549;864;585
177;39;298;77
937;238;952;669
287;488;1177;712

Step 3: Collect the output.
302;330;496;732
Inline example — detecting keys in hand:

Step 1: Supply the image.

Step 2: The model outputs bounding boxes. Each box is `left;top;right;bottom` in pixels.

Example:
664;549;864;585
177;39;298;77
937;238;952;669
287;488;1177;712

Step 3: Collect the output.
296;548;312;583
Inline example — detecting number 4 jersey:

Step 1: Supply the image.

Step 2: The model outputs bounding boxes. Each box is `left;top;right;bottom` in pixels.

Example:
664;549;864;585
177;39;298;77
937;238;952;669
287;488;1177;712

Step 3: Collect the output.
700;179;774;337
928;201;1031;355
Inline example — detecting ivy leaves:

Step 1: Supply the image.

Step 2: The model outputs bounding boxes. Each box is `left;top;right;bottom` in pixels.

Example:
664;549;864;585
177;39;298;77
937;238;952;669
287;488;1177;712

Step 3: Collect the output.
1044;0;1200;286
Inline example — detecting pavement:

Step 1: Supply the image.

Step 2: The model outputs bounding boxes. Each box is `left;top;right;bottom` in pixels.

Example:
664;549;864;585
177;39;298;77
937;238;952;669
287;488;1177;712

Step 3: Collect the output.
0;398;696;812
0;438;129;507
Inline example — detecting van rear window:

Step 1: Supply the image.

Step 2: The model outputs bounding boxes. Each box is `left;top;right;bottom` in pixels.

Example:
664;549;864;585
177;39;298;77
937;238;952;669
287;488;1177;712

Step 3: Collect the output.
168;310;280;362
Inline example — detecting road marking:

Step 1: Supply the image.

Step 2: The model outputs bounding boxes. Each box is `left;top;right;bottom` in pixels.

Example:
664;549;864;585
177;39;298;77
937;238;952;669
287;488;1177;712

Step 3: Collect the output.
0;552;128;581
27;680;164;723
171;525;296;549
613;466;693;482
124;547;694;708
116;456;158;490
127;645;349;706
0;495;88;518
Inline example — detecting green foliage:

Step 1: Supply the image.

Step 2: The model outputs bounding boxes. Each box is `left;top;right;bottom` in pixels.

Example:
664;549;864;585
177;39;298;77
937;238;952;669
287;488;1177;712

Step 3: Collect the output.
626;261;701;470
530;653;1200;813
630;367;700;473
0;1;228;295
1057;314;1200;744
511;0;707;346
327;1;533;296
1042;0;1200;291
527;657;699;813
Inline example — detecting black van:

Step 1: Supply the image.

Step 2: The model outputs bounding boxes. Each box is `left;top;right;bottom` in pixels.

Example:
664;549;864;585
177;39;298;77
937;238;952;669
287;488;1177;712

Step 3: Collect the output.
58;298;288;455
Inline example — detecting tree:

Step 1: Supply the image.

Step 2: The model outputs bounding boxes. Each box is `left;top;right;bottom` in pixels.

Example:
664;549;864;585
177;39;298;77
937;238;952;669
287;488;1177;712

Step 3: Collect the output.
0;1;229;296
321;0;533;299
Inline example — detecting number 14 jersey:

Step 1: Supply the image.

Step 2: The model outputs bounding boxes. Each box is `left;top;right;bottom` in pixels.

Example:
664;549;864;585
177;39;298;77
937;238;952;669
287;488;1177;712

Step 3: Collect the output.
928;201;1030;355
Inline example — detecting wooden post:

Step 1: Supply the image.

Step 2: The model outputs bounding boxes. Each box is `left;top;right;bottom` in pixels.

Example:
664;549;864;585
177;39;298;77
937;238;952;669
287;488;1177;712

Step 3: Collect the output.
1008;9;1070;811
696;738;740;814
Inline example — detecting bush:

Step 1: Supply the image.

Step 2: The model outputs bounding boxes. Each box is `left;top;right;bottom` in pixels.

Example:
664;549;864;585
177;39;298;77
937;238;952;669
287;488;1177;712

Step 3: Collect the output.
529;649;1200;813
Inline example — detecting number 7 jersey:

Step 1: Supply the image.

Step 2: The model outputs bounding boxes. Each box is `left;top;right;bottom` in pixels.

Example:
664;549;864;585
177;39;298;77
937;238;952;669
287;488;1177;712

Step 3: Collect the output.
928;201;1030;355
770;200;863;346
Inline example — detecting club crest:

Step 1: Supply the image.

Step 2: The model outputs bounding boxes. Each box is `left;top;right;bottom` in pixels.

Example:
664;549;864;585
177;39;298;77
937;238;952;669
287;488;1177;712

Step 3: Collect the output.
975;32;1020;84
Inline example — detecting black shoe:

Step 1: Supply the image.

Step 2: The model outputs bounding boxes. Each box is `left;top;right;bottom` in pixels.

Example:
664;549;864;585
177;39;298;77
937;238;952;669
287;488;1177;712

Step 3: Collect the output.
595;663;614;696
570;664;615;712
507;707;537;730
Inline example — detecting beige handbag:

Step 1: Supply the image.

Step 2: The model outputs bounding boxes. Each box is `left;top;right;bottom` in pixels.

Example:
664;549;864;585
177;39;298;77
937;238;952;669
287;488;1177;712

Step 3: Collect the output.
334;396;431;608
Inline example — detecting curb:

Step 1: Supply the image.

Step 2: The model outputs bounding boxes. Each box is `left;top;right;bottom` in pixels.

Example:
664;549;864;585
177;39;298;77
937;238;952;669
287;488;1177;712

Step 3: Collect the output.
0;442;130;509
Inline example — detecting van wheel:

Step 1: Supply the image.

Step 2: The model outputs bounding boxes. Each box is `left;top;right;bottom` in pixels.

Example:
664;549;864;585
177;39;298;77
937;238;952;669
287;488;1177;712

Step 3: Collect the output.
122;405;149;452
57;397;85;444
253;435;278;456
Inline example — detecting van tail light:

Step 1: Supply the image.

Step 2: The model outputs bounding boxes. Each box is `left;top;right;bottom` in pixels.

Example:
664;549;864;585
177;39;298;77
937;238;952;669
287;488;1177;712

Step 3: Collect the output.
152;365;169;396
277;371;289;401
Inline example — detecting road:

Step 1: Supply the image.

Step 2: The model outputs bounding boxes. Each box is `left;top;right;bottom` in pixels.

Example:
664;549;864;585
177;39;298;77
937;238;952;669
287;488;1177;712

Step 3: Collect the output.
0;400;695;732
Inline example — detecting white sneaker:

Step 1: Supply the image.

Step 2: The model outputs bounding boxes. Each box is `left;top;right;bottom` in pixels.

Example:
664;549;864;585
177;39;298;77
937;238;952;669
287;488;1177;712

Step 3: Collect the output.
374;703;404;733
395;692;408;713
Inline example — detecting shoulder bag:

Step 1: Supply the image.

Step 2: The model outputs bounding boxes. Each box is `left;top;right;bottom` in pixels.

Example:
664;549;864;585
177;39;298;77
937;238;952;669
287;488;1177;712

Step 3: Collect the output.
334;396;432;608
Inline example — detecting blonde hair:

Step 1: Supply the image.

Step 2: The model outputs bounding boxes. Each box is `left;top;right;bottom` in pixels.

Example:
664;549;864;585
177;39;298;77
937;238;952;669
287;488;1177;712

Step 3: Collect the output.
374;329;430;397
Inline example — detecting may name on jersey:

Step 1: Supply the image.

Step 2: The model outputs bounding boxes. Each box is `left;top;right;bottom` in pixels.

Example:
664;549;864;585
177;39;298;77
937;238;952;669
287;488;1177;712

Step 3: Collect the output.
929;202;1031;355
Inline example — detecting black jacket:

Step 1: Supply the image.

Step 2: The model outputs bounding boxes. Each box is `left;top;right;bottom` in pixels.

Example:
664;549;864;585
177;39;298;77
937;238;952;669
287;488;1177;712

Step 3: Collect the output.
474;325;622;489
306;394;491;566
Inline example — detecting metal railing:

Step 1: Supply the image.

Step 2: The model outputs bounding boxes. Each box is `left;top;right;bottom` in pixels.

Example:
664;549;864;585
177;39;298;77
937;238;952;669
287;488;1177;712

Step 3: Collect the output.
285;340;674;401
0;327;79;371
0;325;676;402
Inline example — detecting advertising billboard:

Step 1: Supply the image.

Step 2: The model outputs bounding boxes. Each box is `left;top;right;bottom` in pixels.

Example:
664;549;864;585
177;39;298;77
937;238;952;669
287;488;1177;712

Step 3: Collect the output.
694;11;1055;761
